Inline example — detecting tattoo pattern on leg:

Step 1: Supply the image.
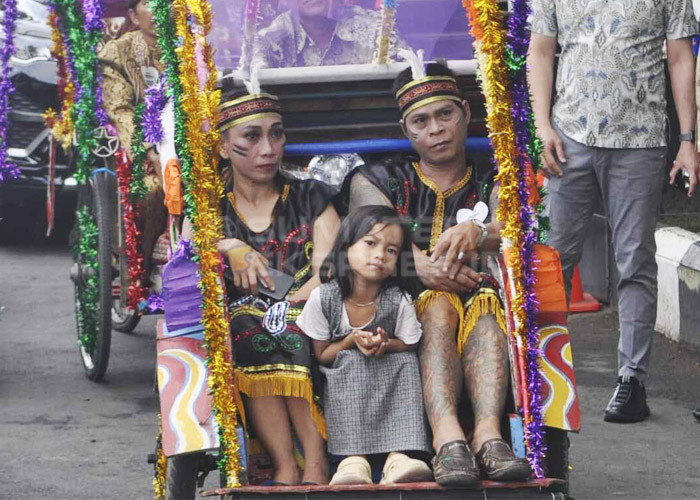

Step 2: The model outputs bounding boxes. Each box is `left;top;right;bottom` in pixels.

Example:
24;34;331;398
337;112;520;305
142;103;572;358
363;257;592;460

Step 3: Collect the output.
418;299;463;427
462;315;509;444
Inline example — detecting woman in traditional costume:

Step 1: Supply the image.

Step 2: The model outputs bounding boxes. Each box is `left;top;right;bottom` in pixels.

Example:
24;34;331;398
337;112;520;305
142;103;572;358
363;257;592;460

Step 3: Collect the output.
216;78;340;485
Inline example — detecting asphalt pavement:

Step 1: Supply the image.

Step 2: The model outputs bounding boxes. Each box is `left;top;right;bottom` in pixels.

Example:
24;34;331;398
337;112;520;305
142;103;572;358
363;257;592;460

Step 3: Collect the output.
1;230;700;499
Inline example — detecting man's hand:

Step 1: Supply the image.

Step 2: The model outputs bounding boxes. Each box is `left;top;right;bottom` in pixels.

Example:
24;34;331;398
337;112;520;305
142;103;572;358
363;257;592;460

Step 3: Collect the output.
218;238;274;296
669;142;700;197
430;221;482;275
415;250;482;293
537;124;566;178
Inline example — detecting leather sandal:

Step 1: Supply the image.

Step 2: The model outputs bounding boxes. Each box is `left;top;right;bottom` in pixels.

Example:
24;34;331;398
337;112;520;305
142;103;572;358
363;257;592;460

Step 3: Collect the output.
474;438;531;481
431;440;480;487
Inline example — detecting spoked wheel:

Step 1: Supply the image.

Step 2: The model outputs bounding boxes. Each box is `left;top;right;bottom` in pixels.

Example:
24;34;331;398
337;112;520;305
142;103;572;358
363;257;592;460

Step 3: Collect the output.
70;172;116;381
112;251;141;333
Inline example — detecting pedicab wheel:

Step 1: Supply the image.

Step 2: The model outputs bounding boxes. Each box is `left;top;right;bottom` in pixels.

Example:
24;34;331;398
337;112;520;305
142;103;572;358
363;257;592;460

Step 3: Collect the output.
166;453;202;500
71;175;114;382
112;298;141;333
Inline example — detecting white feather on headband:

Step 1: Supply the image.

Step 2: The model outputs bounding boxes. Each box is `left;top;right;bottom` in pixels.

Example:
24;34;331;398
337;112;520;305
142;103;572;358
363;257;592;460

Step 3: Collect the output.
244;61;264;95
398;48;426;81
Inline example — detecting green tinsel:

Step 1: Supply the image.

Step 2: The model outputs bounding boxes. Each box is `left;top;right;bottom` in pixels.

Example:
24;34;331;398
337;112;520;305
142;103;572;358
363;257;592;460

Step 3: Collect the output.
130;102;149;200
50;0;102;184
146;0;196;219
74;205;100;352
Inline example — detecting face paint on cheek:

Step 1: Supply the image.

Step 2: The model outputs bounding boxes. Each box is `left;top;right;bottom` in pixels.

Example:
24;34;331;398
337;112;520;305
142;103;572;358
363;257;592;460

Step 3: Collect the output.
230;143;249;158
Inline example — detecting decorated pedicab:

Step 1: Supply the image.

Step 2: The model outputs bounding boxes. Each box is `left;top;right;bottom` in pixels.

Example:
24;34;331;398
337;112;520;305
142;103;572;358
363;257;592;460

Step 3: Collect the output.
0;0;582;497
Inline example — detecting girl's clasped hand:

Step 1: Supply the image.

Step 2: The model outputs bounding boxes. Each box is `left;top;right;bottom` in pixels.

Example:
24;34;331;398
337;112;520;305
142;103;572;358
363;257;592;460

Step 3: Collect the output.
352;326;389;358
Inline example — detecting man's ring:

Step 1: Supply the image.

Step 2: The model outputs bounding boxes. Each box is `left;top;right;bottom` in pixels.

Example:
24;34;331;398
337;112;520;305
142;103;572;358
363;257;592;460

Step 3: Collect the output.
457;251;465;261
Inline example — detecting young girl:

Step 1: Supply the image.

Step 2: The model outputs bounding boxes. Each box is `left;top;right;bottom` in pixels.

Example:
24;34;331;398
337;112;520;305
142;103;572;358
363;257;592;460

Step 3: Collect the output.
297;205;433;485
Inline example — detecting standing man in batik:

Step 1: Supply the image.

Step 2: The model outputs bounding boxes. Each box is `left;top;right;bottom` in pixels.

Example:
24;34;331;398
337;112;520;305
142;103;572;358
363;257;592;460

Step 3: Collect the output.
528;0;700;423
345;61;531;486
99;0;166;284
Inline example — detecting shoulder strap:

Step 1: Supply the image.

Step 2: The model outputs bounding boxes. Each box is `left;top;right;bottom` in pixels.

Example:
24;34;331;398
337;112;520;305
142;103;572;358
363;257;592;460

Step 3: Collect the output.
319;281;344;340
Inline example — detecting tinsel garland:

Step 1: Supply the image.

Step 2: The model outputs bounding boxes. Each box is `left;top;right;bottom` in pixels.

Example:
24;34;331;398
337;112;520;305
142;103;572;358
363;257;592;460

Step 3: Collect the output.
505;0;547;474
153;421;167;500
0;0;20;183
505;0;549;243
462;0;546;477
175;0;242;486
43;8;76;151
50;0;107;183
114;148;148;308
130;102;149;200
142;75;168;144
73;205;100;351
373;0;398;64
147;0;195;217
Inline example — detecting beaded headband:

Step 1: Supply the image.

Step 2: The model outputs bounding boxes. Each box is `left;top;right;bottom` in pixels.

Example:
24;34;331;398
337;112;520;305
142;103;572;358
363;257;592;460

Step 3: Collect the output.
396;75;462;119
217;93;282;132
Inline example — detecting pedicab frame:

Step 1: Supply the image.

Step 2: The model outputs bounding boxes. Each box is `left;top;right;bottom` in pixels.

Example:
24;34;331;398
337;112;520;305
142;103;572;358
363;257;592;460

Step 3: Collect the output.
36;0;581;497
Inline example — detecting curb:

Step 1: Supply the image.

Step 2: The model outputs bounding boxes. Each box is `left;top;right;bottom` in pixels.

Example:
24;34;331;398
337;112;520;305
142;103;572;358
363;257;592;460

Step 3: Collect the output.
655;226;700;349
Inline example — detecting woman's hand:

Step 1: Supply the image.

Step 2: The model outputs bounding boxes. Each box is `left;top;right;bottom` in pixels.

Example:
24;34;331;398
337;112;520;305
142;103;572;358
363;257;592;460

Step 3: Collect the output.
217;238;274;296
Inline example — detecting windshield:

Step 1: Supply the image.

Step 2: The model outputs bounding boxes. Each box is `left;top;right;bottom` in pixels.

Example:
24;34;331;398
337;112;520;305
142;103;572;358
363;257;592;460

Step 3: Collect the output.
210;0;475;73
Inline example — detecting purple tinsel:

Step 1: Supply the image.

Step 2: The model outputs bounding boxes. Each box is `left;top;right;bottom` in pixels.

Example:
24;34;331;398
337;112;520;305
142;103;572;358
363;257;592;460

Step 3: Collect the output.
81;0;105;33
0;0;20;183
141;76;168;144
146;292;165;313
507;0;547;477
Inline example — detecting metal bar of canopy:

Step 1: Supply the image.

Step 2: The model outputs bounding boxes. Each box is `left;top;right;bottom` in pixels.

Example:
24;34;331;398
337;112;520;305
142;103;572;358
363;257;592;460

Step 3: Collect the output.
284;137;491;156
221;60;478;86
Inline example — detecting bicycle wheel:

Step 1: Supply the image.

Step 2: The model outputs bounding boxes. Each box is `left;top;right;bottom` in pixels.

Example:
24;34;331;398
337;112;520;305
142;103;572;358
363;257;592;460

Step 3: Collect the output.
71;172;115;381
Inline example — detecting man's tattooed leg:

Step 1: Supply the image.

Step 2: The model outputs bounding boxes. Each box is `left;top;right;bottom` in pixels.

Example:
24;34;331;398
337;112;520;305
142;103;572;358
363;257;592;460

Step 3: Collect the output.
462;314;509;452
418;295;465;451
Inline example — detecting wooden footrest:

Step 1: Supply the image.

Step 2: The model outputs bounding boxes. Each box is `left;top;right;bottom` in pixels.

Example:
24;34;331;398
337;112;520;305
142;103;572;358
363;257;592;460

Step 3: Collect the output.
203;479;566;499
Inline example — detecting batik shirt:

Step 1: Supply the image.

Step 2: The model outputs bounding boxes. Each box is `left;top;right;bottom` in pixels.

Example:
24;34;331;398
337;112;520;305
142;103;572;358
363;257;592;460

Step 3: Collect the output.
530;0;697;148
251;5;408;68
99;30;162;159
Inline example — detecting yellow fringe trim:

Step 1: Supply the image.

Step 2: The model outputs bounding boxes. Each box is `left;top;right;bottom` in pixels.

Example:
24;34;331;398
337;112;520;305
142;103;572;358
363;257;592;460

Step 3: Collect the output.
234;369;327;440
415;288;507;355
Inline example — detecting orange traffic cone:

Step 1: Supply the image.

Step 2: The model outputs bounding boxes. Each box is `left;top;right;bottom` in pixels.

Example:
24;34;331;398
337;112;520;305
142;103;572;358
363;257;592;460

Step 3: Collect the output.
569;265;602;313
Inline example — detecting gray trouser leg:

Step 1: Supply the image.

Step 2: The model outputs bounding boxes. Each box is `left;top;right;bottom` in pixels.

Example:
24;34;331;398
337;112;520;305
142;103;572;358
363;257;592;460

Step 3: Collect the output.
546;127;598;304
599;147;665;382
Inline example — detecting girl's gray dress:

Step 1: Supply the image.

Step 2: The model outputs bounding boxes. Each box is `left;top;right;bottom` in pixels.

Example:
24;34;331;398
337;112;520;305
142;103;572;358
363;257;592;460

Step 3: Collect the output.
318;281;431;456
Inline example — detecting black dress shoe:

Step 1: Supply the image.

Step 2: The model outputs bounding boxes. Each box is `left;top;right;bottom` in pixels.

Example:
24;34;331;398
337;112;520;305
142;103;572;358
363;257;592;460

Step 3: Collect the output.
604;376;650;423
693;408;700;421
431;440;481;487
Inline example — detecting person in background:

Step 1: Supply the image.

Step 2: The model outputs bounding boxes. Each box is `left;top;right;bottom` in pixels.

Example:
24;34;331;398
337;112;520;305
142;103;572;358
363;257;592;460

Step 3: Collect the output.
249;0;408;69
99;0;167;285
528;0;700;423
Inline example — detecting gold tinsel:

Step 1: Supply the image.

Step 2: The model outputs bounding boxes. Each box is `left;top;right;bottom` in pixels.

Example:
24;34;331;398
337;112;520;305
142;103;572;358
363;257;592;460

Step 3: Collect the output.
175;0;242;488
462;0;528;345
152;419;167;500
44;11;75;150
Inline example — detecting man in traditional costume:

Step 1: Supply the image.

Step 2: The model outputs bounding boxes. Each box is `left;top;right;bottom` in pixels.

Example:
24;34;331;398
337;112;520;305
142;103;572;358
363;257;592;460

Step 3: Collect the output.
345;57;531;486
99;0;167;284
